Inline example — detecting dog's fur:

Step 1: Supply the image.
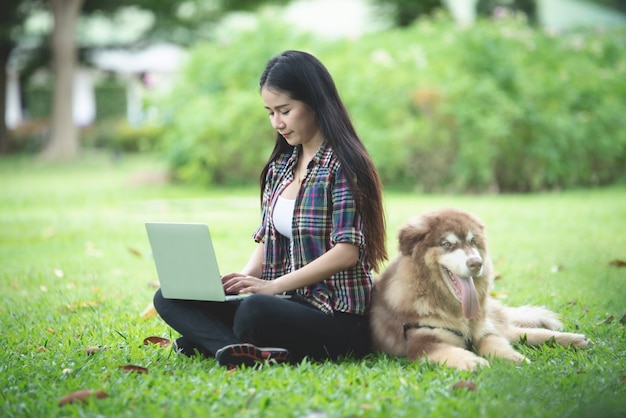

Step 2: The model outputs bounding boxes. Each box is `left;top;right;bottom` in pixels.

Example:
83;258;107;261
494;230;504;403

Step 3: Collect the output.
369;208;590;370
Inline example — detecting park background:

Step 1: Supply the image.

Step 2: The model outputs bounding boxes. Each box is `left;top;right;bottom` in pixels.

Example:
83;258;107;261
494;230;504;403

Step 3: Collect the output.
1;0;626;417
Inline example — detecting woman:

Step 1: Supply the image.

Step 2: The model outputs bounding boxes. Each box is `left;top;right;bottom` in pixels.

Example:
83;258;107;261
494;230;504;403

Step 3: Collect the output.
153;50;387;368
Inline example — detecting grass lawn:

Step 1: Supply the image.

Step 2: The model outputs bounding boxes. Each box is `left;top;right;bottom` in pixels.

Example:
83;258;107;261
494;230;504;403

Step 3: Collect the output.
1;152;625;417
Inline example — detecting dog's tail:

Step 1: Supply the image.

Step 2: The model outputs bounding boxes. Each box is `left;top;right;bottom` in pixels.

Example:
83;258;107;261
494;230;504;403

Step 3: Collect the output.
505;305;563;330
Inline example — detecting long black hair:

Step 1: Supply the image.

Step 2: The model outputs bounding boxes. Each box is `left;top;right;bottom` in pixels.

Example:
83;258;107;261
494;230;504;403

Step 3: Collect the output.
258;50;387;271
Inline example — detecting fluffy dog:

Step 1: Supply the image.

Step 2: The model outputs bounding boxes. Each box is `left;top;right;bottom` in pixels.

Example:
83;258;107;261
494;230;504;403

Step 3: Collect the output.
369;208;590;370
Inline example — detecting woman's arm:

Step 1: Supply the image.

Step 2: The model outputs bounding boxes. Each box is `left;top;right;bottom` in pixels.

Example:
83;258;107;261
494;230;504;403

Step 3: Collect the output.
272;242;358;293
223;242;358;295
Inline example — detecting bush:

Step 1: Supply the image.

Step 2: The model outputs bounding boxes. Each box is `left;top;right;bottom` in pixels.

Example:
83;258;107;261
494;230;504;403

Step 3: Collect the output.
156;13;626;192
83;118;165;153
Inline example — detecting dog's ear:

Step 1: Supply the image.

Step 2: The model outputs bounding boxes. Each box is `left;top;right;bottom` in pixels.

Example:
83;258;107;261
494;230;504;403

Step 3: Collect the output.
398;217;428;256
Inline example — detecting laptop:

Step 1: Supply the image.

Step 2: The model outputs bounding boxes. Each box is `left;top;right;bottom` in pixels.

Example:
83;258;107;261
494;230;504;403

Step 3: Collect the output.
145;222;264;302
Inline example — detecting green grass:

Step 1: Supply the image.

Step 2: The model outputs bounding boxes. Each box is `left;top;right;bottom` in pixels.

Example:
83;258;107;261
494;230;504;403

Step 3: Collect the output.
1;152;625;417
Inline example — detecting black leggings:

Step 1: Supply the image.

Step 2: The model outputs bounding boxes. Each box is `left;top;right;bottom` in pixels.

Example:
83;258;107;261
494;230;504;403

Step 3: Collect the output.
153;289;371;362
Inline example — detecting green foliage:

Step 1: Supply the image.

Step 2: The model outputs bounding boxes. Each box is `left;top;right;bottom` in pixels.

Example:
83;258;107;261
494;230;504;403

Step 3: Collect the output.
370;0;444;27
157;24;315;185
82;118;165;153
159;14;626;192
1;154;625;417
94;79;126;120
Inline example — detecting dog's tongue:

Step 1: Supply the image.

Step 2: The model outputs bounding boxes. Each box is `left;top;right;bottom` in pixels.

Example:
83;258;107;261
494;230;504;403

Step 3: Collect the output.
459;276;480;319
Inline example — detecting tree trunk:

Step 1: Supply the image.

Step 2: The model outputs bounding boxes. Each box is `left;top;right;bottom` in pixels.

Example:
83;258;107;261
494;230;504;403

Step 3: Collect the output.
0;43;12;154
41;0;84;160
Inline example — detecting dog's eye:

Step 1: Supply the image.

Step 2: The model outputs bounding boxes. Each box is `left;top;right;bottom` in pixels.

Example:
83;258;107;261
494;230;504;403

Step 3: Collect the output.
470;238;478;247
441;241;451;249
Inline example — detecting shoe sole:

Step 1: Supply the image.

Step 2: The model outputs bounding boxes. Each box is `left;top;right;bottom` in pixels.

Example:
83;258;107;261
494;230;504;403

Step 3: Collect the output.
216;343;291;369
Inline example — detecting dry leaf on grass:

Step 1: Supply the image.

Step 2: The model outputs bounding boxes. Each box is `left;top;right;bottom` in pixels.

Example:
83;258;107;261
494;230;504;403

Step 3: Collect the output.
140;302;157;319
127;247;143;258
61;301;101;313
58;389;108;406
609;259;626;267
85;345;106;355
620;314;626;325
451;380;477;391
119;364;149;374
143;336;171;347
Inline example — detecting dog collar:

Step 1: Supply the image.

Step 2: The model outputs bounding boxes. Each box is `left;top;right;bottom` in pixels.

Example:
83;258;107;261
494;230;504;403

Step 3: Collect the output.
403;322;474;351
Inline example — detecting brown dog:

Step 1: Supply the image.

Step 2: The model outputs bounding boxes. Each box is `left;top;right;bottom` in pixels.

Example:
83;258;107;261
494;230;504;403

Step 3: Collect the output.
369;208;590;370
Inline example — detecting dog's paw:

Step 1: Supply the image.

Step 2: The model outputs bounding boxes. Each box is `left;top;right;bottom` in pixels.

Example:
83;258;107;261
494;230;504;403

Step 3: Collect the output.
568;334;593;349
444;354;490;371
504;351;530;365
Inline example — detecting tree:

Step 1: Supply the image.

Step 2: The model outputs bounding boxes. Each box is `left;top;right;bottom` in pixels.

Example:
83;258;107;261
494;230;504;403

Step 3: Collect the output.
6;0;288;159
0;1;38;154
41;0;83;160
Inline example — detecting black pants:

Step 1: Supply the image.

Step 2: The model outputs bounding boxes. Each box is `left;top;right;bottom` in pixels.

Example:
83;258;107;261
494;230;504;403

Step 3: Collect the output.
153;289;371;362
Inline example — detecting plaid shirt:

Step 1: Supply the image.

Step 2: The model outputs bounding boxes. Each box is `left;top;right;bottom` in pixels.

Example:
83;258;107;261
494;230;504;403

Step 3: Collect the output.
253;142;373;316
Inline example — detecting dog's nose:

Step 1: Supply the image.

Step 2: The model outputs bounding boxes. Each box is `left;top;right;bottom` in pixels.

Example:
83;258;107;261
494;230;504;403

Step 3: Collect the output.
466;257;482;274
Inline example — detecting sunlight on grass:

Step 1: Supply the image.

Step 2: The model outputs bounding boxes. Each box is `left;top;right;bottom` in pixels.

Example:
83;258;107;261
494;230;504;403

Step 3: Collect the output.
1;153;625;417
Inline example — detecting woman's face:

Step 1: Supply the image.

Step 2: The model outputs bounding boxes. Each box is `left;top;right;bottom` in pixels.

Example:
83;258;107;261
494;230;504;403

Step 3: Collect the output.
261;86;323;151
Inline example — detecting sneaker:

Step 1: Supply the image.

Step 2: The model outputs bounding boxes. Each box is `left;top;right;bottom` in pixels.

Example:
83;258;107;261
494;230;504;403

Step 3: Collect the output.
215;343;291;369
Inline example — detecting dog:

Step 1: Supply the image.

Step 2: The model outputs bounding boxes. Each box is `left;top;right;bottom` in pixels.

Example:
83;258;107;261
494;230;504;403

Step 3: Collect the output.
369;208;591;371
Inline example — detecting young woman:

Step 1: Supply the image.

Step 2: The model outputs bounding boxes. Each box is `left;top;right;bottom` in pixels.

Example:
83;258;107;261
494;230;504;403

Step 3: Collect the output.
153;50;387;368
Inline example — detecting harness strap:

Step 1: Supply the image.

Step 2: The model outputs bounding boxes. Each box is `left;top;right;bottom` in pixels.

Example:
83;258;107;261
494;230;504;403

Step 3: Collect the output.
403;322;474;351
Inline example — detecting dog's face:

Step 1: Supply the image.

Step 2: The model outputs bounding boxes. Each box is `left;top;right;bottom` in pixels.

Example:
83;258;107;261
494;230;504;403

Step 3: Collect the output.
397;209;492;319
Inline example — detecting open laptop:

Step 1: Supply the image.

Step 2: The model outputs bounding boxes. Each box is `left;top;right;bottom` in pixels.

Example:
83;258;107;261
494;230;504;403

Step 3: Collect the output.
146;222;275;302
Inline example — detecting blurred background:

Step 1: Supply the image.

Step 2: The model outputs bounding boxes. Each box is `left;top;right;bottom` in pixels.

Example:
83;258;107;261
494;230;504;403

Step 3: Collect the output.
1;0;625;193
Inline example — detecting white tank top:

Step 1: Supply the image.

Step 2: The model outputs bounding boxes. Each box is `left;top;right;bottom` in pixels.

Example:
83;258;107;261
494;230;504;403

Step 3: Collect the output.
273;195;295;239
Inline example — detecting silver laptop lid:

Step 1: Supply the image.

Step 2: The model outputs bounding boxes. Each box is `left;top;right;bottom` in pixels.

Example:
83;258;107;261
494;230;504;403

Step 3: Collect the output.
145;222;227;301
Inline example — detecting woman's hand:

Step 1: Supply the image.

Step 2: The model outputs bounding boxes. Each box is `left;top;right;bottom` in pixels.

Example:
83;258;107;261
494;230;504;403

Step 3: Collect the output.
221;273;280;295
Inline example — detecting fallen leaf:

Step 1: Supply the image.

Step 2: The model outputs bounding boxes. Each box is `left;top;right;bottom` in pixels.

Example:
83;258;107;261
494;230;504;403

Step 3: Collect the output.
38;346;47;353
601;316;615;325
620;314;626;325
493;272;502;280
61;301;101;313
128;247;143;258
41;227;57;239
143;336;171;348
550;264;563;273
609;259;626;267
140;302;157;319
119;364;148;374
451;380;477;391
621;376;626;384
85;242;103;258
85;346;106;355
58;389;108;406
